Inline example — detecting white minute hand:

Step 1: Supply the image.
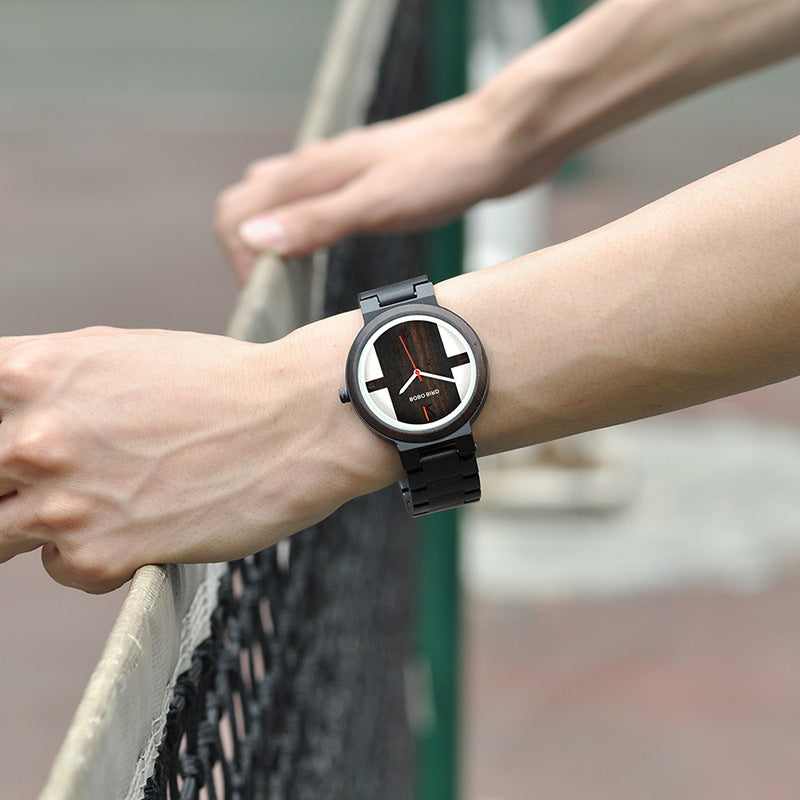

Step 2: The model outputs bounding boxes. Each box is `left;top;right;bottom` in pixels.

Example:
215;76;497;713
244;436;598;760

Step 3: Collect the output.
417;370;456;383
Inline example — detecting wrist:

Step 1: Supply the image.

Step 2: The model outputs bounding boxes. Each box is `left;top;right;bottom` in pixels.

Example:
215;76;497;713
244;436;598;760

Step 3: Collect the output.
473;44;583;192
276;311;402;503
474;0;685;189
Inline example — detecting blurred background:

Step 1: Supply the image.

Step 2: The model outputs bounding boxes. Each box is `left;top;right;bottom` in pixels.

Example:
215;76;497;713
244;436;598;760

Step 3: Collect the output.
1;1;800;798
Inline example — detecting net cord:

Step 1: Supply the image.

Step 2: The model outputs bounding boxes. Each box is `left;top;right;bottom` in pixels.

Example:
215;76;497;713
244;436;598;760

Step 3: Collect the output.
39;2;399;797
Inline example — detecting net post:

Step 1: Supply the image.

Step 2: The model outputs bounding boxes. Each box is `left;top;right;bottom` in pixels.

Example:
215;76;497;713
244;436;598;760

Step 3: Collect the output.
417;1;469;799
417;505;462;800
539;0;586;181
538;0;583;32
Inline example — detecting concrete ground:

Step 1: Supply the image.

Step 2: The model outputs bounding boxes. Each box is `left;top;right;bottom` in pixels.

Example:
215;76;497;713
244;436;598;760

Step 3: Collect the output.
0;2;799;799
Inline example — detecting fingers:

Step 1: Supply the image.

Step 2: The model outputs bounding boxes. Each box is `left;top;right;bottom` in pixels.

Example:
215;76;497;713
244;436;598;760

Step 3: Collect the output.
215;133;375;280
219;182;370;281
236;180;382;260
41;542;132;594
0;492;49;565
231;146;441;263
0;487;133;593
242;139;368;208
0;489;132;593
0;383;79;573
236;156;477;260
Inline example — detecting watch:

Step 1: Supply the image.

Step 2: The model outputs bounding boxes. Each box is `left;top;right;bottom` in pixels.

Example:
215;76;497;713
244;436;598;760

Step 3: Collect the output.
339;275;489;517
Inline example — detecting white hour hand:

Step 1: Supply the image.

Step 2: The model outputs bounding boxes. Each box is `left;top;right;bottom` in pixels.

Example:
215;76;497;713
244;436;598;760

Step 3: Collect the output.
399;372;418;395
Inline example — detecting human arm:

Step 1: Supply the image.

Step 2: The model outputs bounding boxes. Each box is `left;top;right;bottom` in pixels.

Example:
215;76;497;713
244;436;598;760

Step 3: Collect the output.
0;326;397;593
455;134;800;452
1;135;798;592
216;0;800;277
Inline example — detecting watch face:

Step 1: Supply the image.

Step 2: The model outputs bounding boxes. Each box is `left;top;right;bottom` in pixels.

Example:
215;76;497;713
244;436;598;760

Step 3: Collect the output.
352;311;485;439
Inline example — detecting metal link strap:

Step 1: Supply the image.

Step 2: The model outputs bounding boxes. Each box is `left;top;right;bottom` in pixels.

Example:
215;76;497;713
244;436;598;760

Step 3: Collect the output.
398;435;480;517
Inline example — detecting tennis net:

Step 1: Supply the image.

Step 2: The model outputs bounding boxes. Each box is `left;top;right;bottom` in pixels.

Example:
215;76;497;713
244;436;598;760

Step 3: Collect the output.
41;0;429;797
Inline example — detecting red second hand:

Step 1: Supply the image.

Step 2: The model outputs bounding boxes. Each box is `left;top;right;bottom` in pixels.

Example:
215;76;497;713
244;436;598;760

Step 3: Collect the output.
399;336;422;381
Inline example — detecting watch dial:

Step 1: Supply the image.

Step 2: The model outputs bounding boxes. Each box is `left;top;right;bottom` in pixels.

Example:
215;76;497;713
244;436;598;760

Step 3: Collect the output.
358;315;477;431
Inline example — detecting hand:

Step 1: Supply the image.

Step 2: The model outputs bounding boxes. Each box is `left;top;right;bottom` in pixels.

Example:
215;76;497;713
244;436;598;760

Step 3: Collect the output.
0;322;397;592
214;93;527;282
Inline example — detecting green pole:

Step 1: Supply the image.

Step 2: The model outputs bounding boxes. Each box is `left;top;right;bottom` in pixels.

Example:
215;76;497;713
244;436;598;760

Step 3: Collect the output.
539;0;588;180
417;507;461;800
538;0;584;32
417;1;468;799
416;3;590;796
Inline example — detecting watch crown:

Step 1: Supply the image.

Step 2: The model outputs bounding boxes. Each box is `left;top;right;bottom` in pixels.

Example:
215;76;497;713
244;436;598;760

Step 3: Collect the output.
338;387;351;404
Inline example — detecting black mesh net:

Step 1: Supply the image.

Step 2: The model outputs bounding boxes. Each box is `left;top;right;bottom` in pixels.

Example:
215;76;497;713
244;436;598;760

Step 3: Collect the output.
141;1;428;798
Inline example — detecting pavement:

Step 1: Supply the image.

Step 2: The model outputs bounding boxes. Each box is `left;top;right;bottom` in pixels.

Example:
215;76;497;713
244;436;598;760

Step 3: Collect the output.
463;569;800;800
1;2;800;799
463;409;800;800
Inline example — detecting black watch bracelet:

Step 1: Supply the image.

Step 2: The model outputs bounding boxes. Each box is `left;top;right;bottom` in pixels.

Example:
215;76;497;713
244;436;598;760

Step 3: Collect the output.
339;275;489;517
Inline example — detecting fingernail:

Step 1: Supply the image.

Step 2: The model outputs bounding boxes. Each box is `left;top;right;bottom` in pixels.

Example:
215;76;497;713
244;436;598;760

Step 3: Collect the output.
239;216;289;254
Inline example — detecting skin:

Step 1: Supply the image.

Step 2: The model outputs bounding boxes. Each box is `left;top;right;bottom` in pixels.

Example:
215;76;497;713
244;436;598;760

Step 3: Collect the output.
2;0;799;592
0;325;395;591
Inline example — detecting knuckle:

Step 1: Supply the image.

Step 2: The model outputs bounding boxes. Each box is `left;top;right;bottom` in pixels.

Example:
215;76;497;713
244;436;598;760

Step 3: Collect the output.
7;414;72;472
0;342;54;398
84;324;116;336
244;155;280;179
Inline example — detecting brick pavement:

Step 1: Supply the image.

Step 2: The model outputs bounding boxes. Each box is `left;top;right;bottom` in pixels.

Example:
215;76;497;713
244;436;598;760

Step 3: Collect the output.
464;575;800;800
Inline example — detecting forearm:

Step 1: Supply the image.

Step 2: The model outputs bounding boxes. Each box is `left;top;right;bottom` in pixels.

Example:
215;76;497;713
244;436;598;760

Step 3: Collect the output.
3;140;796;591
431;134;800;453
478;0;800;189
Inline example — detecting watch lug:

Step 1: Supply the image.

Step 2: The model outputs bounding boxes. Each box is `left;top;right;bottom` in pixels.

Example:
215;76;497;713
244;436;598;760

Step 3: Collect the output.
359;275;438;322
